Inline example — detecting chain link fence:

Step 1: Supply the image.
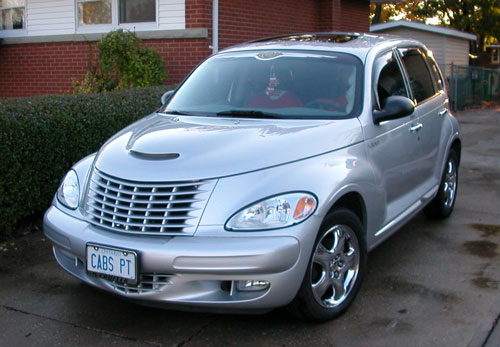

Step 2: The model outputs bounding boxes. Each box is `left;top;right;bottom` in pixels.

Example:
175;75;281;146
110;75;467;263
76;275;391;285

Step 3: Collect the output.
444;64;500;111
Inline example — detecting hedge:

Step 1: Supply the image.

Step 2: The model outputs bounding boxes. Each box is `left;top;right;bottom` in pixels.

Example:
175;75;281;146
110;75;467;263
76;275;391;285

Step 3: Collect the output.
0;85;174;236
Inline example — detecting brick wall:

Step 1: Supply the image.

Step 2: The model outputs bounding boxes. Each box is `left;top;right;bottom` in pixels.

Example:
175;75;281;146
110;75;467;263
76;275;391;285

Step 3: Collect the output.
0;0;212;98
319;0;370;32
0;0;370;98
218;0;319;49
0;42;94;98
337;0;370;32
0;38;210;98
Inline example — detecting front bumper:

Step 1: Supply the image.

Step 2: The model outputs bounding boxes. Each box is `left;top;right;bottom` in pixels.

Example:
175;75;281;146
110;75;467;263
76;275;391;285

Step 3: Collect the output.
44;206;310;311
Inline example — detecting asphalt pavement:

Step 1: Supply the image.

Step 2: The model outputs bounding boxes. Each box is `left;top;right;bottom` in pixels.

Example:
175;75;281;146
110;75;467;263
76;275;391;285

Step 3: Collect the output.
0;108;499;347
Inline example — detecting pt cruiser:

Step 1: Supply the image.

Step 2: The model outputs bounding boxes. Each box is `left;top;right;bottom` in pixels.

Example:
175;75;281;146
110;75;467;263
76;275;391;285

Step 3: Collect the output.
44;33;461;321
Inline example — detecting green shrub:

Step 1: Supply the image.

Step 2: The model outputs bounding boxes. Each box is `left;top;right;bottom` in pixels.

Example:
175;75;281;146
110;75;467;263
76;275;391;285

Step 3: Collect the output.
0;85;174;237
74;30;167;93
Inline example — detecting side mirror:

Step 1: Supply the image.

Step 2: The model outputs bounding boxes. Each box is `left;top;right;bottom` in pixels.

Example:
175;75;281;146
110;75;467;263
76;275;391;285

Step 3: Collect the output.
373;96;415;124
161;90;174;105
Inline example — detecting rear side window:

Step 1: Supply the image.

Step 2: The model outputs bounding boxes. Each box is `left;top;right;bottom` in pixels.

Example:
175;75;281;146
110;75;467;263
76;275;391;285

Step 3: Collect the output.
374;51;408;109
398;48;436;103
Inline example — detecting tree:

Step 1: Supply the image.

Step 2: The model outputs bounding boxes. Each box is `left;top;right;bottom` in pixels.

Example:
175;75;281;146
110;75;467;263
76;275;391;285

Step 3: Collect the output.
371;0;500;53
370;1;430;25
415;0;500;52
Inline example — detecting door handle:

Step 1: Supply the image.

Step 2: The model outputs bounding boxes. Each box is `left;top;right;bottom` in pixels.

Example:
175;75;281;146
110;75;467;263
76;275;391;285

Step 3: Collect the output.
438;108;448;117
409;123;423;133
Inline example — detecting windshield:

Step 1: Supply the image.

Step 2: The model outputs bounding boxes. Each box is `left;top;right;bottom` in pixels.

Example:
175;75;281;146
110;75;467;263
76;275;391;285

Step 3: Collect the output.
163;50;363;119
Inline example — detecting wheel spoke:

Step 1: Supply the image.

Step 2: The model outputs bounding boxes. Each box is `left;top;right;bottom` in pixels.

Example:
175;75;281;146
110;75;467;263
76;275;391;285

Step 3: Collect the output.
343;251;356;270
332;229;346;255
312;275;332;300
332;277;345;300
443;159;457;208
313;242;332;268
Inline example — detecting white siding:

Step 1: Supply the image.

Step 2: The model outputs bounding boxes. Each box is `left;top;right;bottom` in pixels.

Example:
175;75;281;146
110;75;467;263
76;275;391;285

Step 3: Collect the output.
444;36;470;66
0;0;187;39
27;0;75;36
381;28;447;68
158;0;185;30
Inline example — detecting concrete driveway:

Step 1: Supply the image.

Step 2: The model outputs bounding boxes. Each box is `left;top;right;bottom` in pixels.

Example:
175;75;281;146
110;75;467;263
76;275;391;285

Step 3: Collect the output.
1;109;499;347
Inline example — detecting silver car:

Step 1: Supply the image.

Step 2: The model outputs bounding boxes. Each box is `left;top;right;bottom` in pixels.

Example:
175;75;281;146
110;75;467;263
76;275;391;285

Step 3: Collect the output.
44;33;461;321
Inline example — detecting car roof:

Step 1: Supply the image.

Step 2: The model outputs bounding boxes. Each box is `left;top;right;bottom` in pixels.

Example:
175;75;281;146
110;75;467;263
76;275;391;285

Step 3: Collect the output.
220;32;423;60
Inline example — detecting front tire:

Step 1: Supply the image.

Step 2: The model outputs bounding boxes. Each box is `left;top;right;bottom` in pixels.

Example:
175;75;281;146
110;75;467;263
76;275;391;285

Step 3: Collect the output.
288;208;367;321
424;149;459;219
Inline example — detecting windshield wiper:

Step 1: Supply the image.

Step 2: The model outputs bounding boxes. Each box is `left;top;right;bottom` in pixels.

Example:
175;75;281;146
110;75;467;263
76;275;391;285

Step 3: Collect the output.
216;110;285;119
162;110;199;116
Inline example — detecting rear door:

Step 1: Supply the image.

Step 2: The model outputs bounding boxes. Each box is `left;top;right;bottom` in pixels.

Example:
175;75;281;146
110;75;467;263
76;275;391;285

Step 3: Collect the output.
397;48;448;195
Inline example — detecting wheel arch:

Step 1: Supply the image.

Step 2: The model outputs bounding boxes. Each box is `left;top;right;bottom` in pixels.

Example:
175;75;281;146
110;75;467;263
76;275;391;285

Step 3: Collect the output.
324;191;367;234
451;138;461;166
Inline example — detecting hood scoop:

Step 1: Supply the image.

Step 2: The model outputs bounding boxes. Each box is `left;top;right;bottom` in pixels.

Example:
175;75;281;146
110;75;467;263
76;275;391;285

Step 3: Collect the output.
129;150;180;161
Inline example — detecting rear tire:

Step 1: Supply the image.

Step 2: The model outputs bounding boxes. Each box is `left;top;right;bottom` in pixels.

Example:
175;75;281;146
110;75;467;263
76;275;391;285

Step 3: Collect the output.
288;208;366;321
424;149;459;219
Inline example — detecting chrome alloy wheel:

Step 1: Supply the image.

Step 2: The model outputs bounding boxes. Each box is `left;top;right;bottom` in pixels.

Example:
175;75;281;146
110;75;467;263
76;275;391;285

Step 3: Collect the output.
443;158;457;209
310;224;360;308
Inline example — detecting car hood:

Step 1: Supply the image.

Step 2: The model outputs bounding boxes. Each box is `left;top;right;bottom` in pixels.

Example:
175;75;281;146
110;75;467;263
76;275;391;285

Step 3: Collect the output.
94;113;363;181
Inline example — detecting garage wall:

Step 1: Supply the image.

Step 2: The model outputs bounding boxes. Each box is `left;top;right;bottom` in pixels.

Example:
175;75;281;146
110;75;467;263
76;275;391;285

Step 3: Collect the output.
374;27;471;77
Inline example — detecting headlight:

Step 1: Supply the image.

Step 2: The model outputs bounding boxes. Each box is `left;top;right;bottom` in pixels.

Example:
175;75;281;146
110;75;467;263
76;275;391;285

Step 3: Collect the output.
226;192;317;231
57;169;80;209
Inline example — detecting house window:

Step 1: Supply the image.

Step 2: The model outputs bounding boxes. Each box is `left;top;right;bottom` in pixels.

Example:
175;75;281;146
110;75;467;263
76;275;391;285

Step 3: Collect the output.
78;0;112;26
492;49;500;64
119;0;155;23
78;0;156;27
0;0;25;30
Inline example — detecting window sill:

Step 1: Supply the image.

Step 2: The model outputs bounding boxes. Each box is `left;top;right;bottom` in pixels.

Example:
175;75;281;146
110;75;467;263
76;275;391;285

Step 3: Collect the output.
0;28;208;45
0;29;27;38
77;22;158;33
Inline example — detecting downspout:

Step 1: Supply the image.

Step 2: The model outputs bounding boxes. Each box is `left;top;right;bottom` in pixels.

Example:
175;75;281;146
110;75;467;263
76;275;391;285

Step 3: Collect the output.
212;0;219;54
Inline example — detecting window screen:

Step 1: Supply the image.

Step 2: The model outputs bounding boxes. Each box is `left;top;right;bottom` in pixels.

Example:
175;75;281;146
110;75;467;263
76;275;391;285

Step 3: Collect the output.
399;48;436;103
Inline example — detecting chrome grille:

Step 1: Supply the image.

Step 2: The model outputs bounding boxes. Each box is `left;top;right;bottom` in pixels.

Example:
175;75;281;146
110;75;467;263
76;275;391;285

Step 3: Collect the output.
107;274;173;294
86;169;214;235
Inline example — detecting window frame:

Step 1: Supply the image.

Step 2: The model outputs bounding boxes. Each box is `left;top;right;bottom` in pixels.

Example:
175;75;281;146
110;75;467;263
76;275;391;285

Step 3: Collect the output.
76;0;158;33
0;0;25;32
492;48;500;64
372;48;411;111
396;47;441;105
425;52;445;93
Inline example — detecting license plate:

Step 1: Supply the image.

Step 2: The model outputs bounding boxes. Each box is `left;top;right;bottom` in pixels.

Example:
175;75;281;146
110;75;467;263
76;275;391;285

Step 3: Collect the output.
86;244;137;282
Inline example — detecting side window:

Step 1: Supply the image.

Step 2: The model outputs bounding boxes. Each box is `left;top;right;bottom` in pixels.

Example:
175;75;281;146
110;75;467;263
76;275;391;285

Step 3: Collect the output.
426;54;445;92
398;48;436;103
374;51;408;109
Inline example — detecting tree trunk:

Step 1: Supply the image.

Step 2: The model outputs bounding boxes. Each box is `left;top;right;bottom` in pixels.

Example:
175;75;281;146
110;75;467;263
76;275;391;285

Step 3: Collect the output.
372;4;383;25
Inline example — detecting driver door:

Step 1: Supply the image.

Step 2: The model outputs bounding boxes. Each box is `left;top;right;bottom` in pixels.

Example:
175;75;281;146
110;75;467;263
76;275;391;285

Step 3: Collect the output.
364;49;423;225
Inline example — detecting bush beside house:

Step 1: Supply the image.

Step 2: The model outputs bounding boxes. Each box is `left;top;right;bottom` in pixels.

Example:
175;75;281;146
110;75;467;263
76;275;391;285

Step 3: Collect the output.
0;86;174;237
74;30;168;94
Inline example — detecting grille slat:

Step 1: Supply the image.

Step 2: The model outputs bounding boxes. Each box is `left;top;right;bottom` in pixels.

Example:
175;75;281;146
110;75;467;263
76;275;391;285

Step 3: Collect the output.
87;209;196;223
96;170;212;189
86;168;213;235
90;179;207;196
108;273;173;294
89;186;202;204
89;195;199;212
